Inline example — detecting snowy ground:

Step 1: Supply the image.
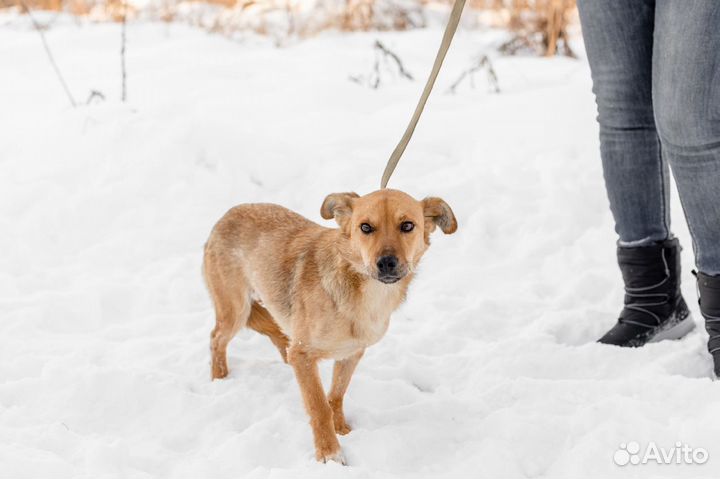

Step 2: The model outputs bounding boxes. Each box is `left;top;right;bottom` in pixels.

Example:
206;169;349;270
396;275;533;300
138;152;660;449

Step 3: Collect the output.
2;14;720;479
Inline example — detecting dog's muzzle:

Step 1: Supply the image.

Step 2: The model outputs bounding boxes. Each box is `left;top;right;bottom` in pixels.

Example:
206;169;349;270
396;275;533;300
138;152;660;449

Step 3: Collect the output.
376;255;405;284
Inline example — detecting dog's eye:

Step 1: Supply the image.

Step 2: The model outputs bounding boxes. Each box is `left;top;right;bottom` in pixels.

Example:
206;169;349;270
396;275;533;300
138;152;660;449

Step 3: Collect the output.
400;221;415;233
360;223;374;234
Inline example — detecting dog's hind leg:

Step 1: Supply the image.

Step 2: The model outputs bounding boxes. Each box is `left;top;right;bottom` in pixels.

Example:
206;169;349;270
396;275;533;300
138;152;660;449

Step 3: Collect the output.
247;302;290;363
205;251;251;380
210;301;249;380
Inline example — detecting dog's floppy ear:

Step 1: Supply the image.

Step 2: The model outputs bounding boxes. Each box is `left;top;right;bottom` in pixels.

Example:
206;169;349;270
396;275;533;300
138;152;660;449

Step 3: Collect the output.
321;192;360;226
422;197;457;234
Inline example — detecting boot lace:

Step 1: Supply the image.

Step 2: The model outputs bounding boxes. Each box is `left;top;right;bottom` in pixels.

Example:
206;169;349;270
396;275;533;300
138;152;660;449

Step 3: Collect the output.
618;249;670;329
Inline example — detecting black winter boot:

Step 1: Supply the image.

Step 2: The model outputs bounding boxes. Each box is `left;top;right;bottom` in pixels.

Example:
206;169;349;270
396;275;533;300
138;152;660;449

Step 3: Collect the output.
697;272;720;377
599;238;694;347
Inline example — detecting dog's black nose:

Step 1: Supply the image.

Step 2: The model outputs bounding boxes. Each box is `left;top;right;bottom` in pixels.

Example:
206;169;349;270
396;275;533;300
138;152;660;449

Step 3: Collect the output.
376;255;399;275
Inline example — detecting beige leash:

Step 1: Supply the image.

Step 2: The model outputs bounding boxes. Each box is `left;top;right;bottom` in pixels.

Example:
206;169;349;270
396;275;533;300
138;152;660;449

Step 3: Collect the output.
380;0;467;189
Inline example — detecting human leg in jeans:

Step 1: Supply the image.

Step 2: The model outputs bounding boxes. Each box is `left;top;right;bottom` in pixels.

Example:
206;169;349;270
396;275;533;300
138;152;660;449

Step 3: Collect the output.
578;0;720;374
653;1;720;374
577;0;694;349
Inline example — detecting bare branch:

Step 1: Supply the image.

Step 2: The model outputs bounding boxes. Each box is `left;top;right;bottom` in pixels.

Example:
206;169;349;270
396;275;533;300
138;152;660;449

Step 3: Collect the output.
447;55;500;95
374;40;414;81
121;0;128;102
350;39;414;89
19;0;77;108
86;89;106;105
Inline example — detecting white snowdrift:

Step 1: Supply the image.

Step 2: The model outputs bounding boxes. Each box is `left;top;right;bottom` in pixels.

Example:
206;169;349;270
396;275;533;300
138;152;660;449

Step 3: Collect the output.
1;18;719;479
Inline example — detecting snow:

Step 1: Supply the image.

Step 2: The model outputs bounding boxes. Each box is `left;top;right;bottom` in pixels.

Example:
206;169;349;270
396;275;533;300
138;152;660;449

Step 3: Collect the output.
1;16;720;479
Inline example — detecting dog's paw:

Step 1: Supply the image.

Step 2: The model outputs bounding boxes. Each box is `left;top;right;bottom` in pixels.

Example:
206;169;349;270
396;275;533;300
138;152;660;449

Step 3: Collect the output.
319;449;347;466
333;419;352;436
211;365;228;380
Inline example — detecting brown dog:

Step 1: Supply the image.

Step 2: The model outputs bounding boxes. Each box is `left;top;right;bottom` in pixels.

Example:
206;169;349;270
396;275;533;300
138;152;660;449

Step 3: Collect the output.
203;189;457;464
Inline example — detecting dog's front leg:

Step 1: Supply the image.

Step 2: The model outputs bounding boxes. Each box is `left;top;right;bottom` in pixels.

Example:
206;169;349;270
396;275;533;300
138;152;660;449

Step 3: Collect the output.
288;346;345;465
328;349;364;435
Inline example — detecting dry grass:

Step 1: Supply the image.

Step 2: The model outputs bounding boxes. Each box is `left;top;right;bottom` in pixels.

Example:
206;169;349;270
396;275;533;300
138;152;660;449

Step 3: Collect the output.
3;0;577;56
501;0;576;56
4;0;135;17
339;0;424;31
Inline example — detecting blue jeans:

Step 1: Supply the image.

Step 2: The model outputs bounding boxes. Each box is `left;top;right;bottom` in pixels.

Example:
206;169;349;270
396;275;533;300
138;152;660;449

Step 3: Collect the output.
577;0;720;276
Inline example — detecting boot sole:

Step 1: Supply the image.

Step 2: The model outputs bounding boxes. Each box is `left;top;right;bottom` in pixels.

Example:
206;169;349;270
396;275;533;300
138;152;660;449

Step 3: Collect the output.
648;312;696;343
